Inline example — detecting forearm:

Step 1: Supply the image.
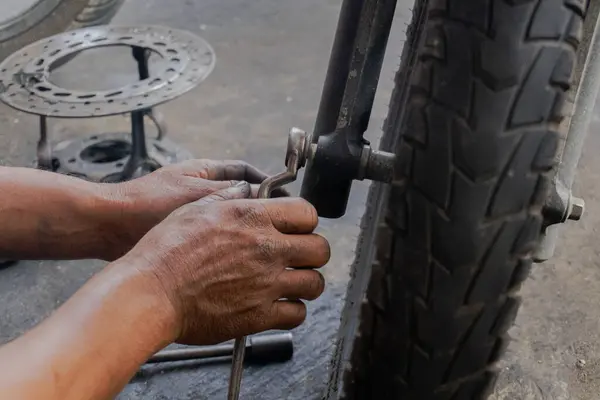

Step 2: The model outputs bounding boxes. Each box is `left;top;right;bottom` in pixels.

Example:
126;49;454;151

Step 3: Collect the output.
0;167;120;260
0;259;177;400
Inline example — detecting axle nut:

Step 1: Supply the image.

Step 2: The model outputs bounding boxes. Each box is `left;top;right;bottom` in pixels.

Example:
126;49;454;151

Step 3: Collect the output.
568;197;585;221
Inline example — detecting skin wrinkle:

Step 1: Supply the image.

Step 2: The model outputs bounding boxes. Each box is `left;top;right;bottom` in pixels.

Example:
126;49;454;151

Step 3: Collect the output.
124;256;183;341
130;200;286;343
35;207;105;257
0;184;104;260
135;197;321;344
0;160;329;400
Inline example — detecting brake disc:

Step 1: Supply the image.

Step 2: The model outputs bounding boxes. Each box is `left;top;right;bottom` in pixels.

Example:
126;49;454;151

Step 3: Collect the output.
0;25;215;118
0;25;214;182
52;132;193;182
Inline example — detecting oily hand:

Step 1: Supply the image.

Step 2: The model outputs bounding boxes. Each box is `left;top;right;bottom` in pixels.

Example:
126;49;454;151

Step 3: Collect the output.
102;159;286;260
122;183;330;345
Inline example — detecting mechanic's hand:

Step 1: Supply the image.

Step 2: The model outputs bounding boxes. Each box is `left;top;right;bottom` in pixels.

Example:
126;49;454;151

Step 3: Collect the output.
121;183;330;345
102;159;286;261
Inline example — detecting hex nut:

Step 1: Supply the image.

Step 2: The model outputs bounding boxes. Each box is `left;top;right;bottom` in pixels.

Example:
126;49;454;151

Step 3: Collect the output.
568;197;585;221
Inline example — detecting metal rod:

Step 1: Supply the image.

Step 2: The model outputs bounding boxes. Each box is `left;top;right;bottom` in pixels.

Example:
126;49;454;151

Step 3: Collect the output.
121;46;152;180
37;115;52;170
337;0;397;136
312;0;366;139
364;149;395;183
227;337;247;400
227;130;308;399
148;343;232;364
133;46;150;80
120;110;149;180
148;333;294;366
225;164;291;399
301;0;398;218
556;2;600;190
227;166;294;400
537;3;600;262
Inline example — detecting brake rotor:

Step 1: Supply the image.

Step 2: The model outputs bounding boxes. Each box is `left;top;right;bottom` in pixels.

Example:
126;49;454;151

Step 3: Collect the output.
52;132;193;182
0;25;215;118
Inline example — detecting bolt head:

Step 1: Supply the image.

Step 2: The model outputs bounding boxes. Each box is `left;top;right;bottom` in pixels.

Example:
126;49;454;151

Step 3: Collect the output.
569;198;585;221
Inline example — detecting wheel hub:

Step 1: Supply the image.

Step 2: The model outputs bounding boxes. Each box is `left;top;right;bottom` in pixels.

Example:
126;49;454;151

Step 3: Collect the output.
52;132;193;182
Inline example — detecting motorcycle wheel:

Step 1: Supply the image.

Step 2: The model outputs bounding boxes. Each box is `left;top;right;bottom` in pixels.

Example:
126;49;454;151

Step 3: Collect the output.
330;0;586;399
0;0;124;62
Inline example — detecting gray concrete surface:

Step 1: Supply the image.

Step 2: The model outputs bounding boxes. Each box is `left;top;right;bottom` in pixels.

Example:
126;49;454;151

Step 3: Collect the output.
1;0;39;23
0;0;599;399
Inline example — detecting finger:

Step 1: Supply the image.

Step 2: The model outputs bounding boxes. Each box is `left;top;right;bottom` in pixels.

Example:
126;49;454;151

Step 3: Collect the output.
193;179;240;192
277;270;325;301
190;182;251;206
259;197;318;234
268;300;307;331
285;233;331;267
177;159;270;183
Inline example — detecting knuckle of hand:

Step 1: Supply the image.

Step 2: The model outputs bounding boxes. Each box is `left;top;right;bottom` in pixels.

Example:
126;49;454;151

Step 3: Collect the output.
274;236;293;257
229;202;265;225
235;160;249;169
255;234;281;261
210;192;229;202
171;204;197;219
186;159;211;178
226;160;247;175
169;207;187;219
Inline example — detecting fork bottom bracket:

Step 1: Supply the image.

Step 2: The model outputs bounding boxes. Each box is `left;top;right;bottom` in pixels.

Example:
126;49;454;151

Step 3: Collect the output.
51;132;193;183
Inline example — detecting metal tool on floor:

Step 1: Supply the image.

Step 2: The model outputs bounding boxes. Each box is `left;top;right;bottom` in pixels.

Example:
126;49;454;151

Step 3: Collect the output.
227;127;313;400
146;332;294;365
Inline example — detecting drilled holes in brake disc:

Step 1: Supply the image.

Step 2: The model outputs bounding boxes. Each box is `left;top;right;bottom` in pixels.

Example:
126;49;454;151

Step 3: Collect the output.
0;25;214;182
0;25;215;117
52;132;192;182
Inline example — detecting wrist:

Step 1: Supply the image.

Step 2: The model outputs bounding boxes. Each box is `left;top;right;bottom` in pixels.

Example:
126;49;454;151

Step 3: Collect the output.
83;183;132;260
91;181;169;261
1;257;181;398
101;257;181;347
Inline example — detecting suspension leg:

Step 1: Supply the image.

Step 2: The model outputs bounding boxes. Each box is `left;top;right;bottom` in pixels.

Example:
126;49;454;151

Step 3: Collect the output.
121;47;153;180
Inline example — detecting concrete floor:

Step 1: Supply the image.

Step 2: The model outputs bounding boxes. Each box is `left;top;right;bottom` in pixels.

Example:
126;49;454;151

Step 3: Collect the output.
2;0;38;22
0;0;599;399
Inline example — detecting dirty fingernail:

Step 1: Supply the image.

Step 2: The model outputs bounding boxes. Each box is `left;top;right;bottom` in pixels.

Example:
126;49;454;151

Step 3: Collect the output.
235;181;251;198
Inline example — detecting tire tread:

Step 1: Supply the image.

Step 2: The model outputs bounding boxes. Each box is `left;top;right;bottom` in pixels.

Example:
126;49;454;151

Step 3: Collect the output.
338;0;584;398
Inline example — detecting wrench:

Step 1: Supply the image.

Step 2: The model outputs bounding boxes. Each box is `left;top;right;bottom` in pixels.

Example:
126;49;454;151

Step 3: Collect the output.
227;127;313;400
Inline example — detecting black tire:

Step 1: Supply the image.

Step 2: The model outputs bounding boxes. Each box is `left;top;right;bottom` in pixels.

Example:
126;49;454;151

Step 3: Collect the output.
0;0;124;62
331;0;586;399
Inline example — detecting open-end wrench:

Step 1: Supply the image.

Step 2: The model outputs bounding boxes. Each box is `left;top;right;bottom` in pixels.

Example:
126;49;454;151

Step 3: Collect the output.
227;127;313;400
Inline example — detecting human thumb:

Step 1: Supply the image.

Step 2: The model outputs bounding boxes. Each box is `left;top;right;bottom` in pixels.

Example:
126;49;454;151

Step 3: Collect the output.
191;181;251;206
